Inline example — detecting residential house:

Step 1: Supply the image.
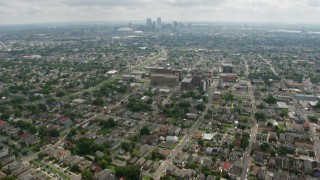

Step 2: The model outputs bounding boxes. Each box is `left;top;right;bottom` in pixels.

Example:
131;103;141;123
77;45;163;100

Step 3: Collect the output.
202;158;212;168
223;162;232;171
77;160;92;171
254;152;265;166
143;160;153;170
178;169;196;179
166;164;178;176
135;157;146;167
59;117;73;127
93;169;115;180
19;132;40;146
150;162;160;172
140;135;158;145
54;149;71;161
128;157;138;165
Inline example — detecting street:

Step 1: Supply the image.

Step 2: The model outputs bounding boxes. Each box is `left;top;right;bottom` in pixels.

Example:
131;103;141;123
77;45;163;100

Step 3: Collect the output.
240;57;258;180
153;79;218;180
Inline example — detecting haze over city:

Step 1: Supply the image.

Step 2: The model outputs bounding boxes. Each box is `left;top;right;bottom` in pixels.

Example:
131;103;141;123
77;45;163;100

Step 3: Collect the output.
1;0;320;180
1;0;320;25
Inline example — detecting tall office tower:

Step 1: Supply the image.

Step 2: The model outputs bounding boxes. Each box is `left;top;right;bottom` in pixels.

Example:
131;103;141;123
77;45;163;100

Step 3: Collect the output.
157;17;162;27
146;18;152;27
173;21;179;32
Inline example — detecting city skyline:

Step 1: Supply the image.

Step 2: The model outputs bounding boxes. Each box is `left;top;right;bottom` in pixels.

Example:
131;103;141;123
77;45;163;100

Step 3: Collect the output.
0;0;320;25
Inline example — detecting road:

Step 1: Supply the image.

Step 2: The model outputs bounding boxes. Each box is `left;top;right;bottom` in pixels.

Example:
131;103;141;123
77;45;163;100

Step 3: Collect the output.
240;57;258;180
310;123;320;161
154;79;218;180
258;55;280;78
21;48;168;179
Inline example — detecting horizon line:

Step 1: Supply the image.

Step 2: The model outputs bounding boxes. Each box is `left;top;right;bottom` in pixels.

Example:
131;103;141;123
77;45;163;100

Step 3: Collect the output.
1;20;320;27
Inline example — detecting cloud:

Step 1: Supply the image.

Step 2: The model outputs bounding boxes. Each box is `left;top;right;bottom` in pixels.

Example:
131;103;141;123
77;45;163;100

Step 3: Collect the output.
0;0;319;25
62;0;150;7
164;0;225;7
308;0;320;6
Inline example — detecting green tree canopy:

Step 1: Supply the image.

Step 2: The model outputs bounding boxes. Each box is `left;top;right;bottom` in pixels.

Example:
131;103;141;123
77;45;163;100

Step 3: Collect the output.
255;111;266;121
121;141;131;152
280;109;289;118
140;126;150;136
93;98;104;106
196;104;206;111
81;169;93;180
264;94;277;104
115;165;141;180
308;116;318;123
222;92;234;102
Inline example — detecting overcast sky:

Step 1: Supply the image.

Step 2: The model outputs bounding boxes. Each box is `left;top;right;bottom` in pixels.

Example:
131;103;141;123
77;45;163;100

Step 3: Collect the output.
0;0;320;25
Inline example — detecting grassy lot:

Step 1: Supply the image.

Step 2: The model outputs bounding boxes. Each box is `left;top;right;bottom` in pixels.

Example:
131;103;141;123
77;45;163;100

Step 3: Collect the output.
97;128;110;136
143;175;153;180
107;164;116;172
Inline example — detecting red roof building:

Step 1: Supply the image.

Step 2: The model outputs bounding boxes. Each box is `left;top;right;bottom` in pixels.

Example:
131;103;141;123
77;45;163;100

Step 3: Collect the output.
0;120;8;129
223;162;232;171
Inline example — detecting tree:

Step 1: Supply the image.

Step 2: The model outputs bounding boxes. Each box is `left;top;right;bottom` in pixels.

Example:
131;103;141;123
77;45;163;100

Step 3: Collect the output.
130;150;140;158
178;101;191;109
140;126;150;136
275;126;286;136
121;142;131;152
46;98;56;105
160;175;171;180
264;95;277;104
151;148;159;160
198;138;204;146
0;176;16;180
49;128;60;137
0;113;9;121
260;142;269;151
255;111;266;121
37;152;48;160
97;160;108;169
314;102;320;109
38;126;48;137
38;103;47;112
81;169;93;180
68;128;77;137
115;165;141;180
56;90;65;97
308;116;318;123
98;118;116;128
93;98;104;106
241;135;249;149
280;109;289;118
76;138;103;156
196;104;206;111
222;92;234;102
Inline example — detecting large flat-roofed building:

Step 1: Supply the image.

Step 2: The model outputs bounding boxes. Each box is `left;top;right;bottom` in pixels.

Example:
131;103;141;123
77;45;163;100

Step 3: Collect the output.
150;74;179;86
277;102;288;109
181;75;193;90
222;64;234;73
149;67;182;86
220;73;238;83
285;80;303;88
294;94;317;101
149;67;182;81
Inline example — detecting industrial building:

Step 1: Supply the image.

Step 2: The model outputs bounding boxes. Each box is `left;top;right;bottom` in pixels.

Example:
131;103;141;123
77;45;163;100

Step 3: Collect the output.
220;73;238;83
150;74;179;86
